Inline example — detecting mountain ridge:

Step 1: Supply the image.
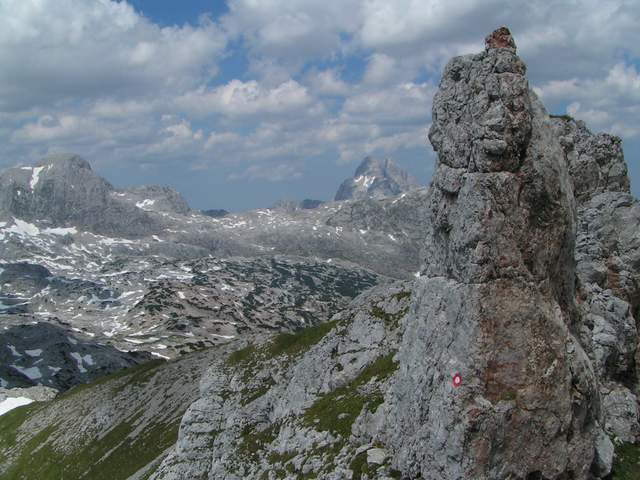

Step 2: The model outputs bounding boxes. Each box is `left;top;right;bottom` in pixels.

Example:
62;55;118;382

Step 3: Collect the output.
334;156;419;201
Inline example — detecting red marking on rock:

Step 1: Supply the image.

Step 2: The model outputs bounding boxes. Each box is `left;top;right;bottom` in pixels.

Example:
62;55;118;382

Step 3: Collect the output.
453;373;462;388
485;26;516;50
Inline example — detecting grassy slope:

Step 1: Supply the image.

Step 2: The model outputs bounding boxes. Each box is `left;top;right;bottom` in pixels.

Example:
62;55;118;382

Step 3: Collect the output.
0;350;219;480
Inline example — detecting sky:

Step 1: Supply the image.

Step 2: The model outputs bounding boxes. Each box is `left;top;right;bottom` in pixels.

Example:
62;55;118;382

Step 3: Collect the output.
0;0;638;212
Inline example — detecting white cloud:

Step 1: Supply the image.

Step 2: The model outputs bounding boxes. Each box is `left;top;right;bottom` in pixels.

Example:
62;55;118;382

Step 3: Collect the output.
342;83;435;124
0;0;639;205
222;0;361;61
13;114;101;142
0;0;227;111
535;62;640;137
363;53;399;85
306;69;351;96
176;79;314;117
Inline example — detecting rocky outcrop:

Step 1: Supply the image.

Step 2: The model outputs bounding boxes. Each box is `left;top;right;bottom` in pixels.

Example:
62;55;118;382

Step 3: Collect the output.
390;27;603;479
201;208;229;218
552;116;640;444
334;156;418;201
2;27;638;480
147;27;637;480
0;348;222;479
121;185;191;215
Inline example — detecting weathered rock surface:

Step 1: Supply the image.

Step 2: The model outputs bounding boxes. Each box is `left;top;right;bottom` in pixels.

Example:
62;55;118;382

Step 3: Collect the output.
552;116;640;444
151;281;412;480
149;27;639;480
0;160;427;279
390;27;602;479
335;156;419;201
0;153;165;237
2;26;639;480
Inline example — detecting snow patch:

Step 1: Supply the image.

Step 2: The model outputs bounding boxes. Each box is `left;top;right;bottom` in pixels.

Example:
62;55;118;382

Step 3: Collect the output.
5;218;40;236
30;166;45;189
43;226;77;236
136;199;155;210
25;349;43;357
0;397;34;416
354;175;376;189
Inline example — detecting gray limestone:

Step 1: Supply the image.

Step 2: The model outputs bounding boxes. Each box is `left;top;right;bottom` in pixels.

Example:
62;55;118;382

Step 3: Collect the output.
335;156;419;201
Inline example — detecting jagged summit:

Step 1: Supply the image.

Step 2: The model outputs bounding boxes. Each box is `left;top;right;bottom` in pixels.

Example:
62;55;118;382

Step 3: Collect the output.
334;156;418;201
141;27;638;480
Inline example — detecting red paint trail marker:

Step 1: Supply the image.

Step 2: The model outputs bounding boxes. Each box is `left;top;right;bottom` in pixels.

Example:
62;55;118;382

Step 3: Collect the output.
452;373;462;388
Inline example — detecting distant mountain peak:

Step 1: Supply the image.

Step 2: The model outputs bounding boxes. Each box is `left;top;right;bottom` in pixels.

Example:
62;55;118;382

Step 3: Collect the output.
0;153;190;236
36;153;93;171
334;156;418;201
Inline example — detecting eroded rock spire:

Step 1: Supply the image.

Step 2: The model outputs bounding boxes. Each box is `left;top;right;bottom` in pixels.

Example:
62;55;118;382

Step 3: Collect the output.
391;26;608;478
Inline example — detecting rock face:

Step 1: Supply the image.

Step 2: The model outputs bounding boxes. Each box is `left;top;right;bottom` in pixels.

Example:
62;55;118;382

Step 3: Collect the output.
201;208;229;218
0;153;191;237
334;156;418;201
552;116;640;443
148;27;638;480
121;185;191;215
0;256;380;360
391;28;603;478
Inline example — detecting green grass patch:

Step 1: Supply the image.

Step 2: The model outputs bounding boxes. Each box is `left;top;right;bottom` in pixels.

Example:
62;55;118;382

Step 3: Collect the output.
226;343;258;367
226;320;338;385
267;320;338;358
612;442;640;480
60;359;165;399
1;411;181;480
238;423;281;462
241;378;276;406
303;353;398;437
0;358;183;480
370;304;408;330
392;290;411;302
349;451;371;480
0;402;42;462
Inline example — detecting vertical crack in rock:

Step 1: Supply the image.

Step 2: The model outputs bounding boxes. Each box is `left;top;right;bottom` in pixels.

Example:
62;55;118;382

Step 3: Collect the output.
391;27;607;479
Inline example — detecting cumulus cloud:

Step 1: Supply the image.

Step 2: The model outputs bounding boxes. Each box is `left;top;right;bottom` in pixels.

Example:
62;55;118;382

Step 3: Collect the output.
306;69;351;96
175;79;315;117
0;0;227;112
0;0;638;205
535;61;640;137
342;83;435;124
